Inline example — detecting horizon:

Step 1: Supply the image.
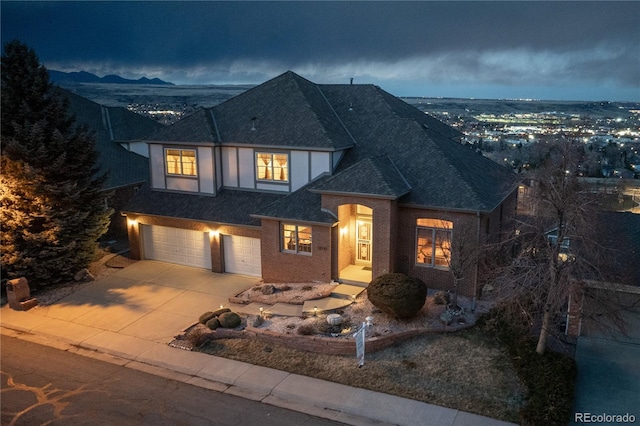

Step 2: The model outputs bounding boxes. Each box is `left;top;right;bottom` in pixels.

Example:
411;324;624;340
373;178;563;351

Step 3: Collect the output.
3;2;638;103
50;68;639;104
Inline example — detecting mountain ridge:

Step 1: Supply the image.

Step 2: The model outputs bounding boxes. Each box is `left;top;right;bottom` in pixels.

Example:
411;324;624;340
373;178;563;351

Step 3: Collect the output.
49;70;173;86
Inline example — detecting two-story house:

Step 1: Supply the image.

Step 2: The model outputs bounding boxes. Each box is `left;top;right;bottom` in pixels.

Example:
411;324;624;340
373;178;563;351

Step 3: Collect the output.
124;71;517;297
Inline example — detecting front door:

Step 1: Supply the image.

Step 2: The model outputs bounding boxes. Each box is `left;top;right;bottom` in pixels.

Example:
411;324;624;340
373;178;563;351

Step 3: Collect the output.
356;217;372;265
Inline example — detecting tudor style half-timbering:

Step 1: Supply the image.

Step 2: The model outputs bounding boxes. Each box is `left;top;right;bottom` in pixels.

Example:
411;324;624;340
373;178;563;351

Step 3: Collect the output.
124;71;517;296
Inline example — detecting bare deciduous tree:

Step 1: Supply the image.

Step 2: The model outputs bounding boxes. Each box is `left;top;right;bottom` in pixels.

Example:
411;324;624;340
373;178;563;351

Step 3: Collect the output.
492;139;612;354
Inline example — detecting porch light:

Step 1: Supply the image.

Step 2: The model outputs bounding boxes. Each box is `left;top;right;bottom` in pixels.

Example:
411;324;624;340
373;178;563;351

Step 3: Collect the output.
340;226;348;236
127;218;138;227
209;229;219;237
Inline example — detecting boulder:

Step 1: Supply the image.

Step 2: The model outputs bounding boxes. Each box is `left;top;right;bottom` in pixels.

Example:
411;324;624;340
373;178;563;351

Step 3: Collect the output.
218;311;242;328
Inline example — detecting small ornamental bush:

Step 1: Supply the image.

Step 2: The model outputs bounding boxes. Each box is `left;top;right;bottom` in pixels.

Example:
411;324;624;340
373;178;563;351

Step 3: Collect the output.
211;307;231;317
297;324;315;335
206;318;221;330
218;311;242;328
367;273;427;318
199;311;216;324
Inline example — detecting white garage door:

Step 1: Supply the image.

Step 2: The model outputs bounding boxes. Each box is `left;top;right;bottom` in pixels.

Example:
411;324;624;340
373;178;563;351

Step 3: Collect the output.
142;225;212;269
223;235;262;277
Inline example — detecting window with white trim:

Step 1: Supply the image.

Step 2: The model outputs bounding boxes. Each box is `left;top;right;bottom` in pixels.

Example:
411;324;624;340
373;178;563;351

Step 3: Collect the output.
257;152;288;182
282;224;312;254
416;219;452;268
165;149;197;176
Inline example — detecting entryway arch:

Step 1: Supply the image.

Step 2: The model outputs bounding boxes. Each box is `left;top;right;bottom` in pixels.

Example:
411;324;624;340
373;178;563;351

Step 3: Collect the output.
337;203;373;284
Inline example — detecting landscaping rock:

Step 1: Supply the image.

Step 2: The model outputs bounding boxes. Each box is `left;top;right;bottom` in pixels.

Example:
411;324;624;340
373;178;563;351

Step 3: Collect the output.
261;284;276;295
74;268;95;282
326;313;343;325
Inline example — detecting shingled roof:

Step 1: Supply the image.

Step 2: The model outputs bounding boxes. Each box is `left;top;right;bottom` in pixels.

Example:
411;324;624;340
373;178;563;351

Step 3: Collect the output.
318;83;517;211
132;71;517;221
61;88;164;189
311;155;411;199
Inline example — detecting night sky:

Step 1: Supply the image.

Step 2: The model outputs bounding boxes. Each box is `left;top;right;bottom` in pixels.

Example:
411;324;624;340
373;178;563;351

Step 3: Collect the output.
2;1;639;101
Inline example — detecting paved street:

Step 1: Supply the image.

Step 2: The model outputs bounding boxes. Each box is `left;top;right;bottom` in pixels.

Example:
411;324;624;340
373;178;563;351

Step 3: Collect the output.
1;335;344;426
570;291;640;425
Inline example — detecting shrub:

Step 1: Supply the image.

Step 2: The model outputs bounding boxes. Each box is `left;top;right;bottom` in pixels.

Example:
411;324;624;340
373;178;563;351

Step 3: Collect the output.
211;307;231;317
218;311;242;328
297;324;315;335
199;311;216;324
301;285;313;291
280;285;292;291
367;273;427;318
206;318;221;330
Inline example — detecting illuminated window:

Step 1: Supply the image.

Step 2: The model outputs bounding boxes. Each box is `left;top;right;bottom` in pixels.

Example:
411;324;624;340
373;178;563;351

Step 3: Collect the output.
257;153;288;182
165;149;197;176
416;219;452;268
282;224;312;254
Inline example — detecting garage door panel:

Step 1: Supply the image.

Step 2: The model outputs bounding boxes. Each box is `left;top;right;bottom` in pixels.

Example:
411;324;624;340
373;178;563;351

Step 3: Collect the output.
223;235;261;277
143;225;212;269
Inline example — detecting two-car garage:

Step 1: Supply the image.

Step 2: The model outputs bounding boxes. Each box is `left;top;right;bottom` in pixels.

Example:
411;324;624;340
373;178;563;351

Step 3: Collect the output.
141;225;261;277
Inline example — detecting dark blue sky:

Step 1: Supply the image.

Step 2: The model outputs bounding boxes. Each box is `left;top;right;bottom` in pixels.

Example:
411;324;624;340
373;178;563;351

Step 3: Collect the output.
2;1;639;101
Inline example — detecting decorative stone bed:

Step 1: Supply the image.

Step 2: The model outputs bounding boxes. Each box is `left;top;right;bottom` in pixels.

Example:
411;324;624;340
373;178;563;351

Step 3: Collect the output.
228;282;338;305
170;290;494;355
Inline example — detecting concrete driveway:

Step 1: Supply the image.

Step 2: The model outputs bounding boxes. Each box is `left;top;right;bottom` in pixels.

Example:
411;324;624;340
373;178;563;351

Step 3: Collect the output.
570;291;640;424
3;260;258;347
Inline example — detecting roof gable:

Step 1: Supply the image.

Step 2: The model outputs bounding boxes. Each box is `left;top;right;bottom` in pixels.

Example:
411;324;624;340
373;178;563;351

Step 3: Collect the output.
311;155;411;199
212;71;354;150
145;108;217;143
318;83;517;211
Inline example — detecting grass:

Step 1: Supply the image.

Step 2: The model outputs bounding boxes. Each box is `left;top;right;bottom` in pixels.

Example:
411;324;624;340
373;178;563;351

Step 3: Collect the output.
197;328;526;422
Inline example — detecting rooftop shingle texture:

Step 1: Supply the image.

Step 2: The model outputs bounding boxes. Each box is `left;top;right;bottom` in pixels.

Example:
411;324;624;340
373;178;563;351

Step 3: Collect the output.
61;88;163;189
253;175;338;224
211;71;355;149
145;108;217;143
125;184;285;226
319;84;517;212
312;155;411;199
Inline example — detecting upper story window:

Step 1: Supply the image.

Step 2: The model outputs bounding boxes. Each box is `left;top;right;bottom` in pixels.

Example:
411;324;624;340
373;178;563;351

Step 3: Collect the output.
416;219;453;268
282;223;312;254
257;153;288;182
166;149;197;176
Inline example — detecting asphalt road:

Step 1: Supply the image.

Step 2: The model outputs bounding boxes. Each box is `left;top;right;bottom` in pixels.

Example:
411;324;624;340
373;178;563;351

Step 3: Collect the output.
1;335;344;426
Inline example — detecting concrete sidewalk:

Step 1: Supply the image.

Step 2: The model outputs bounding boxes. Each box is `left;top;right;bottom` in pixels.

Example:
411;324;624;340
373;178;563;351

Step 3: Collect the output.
1;261;516;426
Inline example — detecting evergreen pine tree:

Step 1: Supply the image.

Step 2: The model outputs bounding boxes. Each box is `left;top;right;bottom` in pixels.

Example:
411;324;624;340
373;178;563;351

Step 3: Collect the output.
1;40;111;286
